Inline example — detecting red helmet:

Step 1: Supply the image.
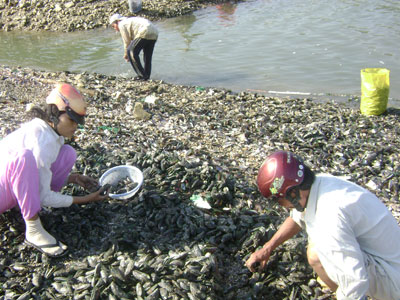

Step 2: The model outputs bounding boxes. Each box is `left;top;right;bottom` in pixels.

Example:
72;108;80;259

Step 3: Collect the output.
257;151;305;199
46;83;87;125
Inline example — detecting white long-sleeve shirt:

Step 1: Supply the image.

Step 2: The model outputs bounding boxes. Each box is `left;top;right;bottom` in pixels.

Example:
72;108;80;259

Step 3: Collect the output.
0;118;73;207
119;17;158;53
291;174;400;300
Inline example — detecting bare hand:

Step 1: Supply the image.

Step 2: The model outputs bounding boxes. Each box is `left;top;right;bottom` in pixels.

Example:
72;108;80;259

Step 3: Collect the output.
73;174;99;192
124;54;129;62
72;186;110;205
90;185;111;200
245;246;271;272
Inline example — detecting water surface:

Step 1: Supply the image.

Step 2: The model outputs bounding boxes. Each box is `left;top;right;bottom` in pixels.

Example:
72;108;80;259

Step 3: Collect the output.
0;0;399;101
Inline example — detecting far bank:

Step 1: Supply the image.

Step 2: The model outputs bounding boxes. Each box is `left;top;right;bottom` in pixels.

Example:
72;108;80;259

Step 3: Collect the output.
0;0;241;32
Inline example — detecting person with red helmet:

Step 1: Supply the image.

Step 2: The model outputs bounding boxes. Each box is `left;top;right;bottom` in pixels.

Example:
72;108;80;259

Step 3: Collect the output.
245;151;400;300
0;83;109;257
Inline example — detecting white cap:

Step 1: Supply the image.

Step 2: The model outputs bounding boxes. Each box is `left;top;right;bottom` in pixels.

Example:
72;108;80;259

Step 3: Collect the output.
109;13;124;25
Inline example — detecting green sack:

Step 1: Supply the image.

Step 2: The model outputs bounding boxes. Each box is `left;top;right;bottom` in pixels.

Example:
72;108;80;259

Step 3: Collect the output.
360;68;390;116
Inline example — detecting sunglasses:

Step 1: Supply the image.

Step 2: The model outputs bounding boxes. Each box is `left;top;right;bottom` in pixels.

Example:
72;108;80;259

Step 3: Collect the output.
57;91;85;125
65;106;85;125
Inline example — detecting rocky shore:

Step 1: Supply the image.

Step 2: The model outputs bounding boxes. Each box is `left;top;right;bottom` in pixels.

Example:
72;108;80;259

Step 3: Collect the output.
1;65;400;300
0;0;239;32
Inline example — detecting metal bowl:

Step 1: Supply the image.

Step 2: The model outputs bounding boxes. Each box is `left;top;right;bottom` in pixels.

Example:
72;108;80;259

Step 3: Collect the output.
99;165;143;200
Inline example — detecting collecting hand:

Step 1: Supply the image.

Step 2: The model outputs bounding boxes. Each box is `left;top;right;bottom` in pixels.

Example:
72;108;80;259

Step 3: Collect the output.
245;246;272;272
74;174;99;192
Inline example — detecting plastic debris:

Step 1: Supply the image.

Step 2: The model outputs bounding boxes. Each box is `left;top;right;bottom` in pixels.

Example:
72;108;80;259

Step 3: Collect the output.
195;86;205;92
190;194;211;209
98;126;119;133
144;95;158;104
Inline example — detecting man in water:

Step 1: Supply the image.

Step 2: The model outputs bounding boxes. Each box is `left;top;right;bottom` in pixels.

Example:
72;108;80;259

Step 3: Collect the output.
110;13;158;80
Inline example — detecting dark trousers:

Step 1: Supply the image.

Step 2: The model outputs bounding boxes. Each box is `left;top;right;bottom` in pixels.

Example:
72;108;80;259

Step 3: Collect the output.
127;38;156;80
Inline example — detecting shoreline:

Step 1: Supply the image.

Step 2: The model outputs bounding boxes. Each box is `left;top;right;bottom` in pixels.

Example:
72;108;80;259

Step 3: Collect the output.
2;0;398;107
0;0;242;32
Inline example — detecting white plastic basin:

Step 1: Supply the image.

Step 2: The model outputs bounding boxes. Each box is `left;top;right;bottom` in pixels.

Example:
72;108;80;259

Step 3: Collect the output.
99;165;143;200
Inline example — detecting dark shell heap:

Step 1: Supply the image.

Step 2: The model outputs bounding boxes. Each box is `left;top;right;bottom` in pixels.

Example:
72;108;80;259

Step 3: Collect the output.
0;65;399;300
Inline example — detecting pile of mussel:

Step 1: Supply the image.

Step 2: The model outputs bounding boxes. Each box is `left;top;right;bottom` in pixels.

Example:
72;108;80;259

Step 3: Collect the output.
1;65;400;299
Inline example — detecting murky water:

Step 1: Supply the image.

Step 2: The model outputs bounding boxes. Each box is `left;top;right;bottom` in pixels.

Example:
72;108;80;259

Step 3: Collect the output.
1;0;399;101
